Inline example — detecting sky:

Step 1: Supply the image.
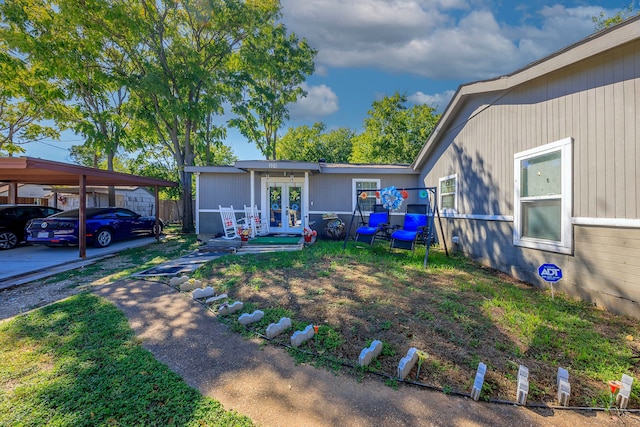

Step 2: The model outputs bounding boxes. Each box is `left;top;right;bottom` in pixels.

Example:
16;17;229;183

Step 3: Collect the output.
20;0;632;163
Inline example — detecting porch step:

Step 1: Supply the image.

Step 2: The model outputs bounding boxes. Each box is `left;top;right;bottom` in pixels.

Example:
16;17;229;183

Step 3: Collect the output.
200;238;242;253
237;244;303;254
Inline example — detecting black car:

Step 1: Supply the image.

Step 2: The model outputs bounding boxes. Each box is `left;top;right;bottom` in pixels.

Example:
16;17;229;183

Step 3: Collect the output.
0;204;63;249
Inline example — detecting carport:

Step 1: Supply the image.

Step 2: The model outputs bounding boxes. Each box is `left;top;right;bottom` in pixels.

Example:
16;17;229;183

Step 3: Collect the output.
0;156;177;258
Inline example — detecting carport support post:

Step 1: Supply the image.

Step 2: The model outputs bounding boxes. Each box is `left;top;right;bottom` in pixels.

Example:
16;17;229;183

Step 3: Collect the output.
8;183;17;204
79;175;87;259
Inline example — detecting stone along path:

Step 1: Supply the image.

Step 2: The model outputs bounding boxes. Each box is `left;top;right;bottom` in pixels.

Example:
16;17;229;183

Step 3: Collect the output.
95;278;637;427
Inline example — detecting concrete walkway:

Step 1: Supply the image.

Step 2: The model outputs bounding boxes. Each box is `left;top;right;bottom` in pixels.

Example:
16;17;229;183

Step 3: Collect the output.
0;237;157;288
94;278;628;427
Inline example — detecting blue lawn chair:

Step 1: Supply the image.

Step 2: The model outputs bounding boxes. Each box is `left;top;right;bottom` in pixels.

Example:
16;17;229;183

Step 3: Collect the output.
390;213;428;252
355;211;389;245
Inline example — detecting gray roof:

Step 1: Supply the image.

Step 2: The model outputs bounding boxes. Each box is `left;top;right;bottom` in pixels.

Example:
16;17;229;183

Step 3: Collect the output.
186;160;417;175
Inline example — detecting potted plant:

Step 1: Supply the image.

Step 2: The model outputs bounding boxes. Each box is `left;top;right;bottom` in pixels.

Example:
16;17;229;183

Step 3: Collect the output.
303;228;317;243
239;227;251;241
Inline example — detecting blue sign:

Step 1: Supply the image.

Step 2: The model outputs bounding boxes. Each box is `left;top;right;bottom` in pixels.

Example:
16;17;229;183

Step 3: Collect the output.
538;264;562;282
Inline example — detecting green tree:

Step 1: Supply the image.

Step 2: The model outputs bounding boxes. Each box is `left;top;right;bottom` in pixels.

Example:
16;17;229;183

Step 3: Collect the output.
0;40;61;156
350;92;439;164
61;0;280;233
229;22;316;160
122;0;280;232
593;2;638;30
1;0;135;205
1;0;305;232
277;123;354;163
69;144;106;168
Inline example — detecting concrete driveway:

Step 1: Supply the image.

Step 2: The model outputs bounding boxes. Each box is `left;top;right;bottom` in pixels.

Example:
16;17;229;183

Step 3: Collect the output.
0;237;158;288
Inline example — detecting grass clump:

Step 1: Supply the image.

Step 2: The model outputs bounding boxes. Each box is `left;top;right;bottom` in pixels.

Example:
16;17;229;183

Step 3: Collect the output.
197;240;640;407
0;293;253;427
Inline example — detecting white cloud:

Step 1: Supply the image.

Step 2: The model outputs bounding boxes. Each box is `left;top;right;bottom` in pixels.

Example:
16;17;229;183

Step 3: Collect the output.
289;83;339;120
281;1;617;81
408;90;456;112
510;5;605;60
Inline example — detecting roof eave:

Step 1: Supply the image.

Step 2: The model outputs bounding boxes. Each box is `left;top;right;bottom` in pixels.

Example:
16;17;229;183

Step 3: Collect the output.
412;15;640;171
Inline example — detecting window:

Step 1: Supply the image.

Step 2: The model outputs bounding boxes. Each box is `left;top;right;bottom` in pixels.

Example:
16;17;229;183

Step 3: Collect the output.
352;179;380;213
115;209;137;218
514;137;572;254
438;174;457;214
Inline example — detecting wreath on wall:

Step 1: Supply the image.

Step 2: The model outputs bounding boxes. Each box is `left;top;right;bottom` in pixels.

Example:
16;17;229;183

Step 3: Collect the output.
380;186;404;211
58;195;67;205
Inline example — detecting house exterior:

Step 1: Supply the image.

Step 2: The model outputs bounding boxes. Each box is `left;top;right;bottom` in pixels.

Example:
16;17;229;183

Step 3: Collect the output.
185;161;420;239
0;183;52;205
47;186;157;215
1;184;157;216
188;17;640;318
413;16;640;318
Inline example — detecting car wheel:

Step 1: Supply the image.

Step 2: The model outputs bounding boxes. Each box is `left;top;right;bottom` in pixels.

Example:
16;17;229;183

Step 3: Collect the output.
94;228;113;248
0;231;18;249
151;224;163;236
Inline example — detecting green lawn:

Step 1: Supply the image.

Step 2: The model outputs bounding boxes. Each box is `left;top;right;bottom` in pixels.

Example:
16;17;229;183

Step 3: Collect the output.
0;293;253;427
193;241;640;407
1;237;638;425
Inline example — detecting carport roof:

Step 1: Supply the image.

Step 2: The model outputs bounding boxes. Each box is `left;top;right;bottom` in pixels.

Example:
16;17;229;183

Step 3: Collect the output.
0;157;177;187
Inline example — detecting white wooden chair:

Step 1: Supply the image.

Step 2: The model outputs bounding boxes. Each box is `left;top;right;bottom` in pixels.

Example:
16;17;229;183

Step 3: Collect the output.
241;205;269;237
219;205;239;239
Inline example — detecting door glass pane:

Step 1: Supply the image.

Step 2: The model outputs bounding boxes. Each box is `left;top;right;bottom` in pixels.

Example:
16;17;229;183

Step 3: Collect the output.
269;186;282;228
521;151;561;197
288;185;302;228
522;199;561;241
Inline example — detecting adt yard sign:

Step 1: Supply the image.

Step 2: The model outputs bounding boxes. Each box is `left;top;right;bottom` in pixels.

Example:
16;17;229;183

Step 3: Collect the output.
538;264;562;283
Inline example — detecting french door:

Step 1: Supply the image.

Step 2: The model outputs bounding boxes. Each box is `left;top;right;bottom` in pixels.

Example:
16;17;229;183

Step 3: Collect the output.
265;181;303;234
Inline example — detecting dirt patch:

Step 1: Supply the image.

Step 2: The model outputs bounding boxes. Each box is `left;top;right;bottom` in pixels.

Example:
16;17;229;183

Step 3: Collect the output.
193;245;640;409
0;233;197;321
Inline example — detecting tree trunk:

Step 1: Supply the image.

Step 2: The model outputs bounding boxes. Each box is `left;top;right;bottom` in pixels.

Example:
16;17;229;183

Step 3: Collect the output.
107;151;116;207
179;168;194;233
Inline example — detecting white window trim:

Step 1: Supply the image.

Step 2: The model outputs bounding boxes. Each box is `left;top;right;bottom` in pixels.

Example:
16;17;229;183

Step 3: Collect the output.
438;174;458;215
352;178;380;213
513;137;572;254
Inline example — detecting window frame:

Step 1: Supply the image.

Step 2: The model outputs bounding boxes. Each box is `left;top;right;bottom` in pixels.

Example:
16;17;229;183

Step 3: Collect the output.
438;174;458;215
513;137;572;254
352;178;380;213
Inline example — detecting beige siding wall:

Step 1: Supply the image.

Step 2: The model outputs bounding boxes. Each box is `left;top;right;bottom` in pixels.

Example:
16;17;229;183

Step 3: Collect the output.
198;173;250;210
422;41;640;220
440;218;640;318
309;173;419;213
199;211;226;235
423;40;640;318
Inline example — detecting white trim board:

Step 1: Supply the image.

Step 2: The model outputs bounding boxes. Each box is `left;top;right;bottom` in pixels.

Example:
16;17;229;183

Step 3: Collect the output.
439;213;513;222
437;214;640;229
572;217;640;228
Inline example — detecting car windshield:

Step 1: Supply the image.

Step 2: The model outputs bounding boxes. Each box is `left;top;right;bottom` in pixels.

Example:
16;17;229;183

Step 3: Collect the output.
48;208;108;219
